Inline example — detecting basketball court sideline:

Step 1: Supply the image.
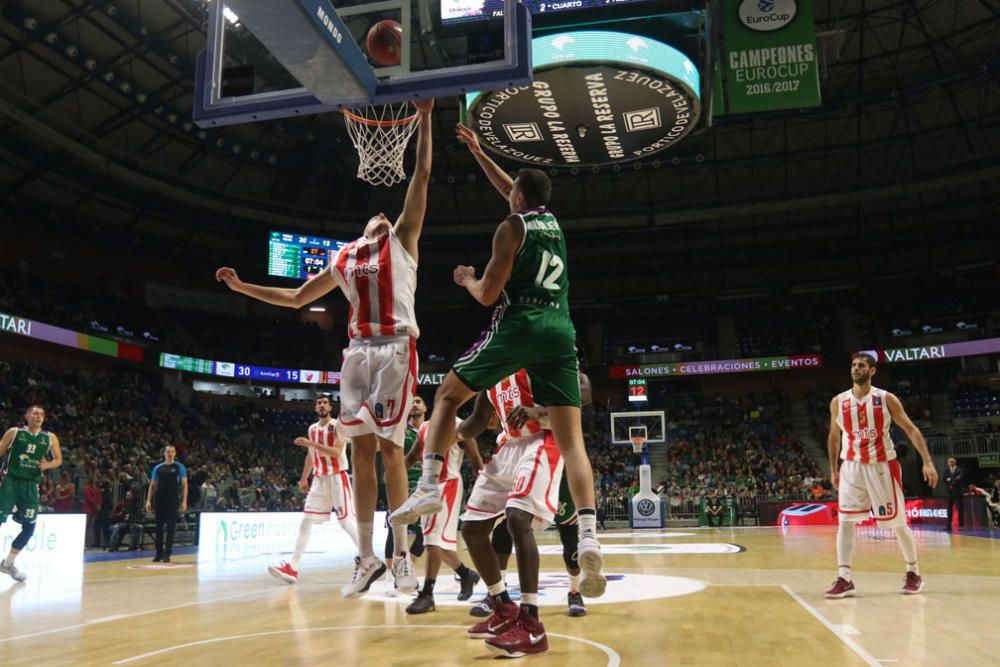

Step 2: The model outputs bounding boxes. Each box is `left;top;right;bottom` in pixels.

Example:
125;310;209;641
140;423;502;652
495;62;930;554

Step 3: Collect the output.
1;526;996;666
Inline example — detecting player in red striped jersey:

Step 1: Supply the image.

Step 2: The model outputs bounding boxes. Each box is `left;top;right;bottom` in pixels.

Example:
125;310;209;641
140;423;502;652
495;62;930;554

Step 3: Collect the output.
402;395;483;614
216;98;434;598
455;369;567;658
825;353;939;599
268;395;359;584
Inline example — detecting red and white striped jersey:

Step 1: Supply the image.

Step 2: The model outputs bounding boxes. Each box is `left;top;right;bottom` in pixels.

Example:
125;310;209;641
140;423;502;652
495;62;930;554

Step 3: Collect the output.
417;419;464;482
308;419;348;476
487;369;549;447
836;386;896;464
329;230;419;340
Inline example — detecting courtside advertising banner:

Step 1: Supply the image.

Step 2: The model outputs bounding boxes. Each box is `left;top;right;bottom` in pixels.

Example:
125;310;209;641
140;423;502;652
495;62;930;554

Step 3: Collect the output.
0;513;86;560
610;353;821;378
197;511;387;571
719;0;821;113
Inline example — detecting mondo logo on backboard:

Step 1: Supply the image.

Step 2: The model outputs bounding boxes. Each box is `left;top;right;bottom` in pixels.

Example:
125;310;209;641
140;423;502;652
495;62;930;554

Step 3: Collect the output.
738;0;797;32
467;31;701;167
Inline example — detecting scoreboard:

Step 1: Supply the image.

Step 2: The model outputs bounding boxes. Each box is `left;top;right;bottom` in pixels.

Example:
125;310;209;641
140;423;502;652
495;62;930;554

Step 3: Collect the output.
267;230;349;281
627;378;648;403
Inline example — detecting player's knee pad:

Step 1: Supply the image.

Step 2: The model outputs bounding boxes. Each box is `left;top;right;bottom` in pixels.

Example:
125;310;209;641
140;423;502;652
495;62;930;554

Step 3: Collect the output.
491;520;513;557
12;522;35;550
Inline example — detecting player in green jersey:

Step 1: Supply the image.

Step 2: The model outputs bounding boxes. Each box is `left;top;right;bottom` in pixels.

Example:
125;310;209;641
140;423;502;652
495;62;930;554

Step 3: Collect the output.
0;405;63;582
393;124;605;602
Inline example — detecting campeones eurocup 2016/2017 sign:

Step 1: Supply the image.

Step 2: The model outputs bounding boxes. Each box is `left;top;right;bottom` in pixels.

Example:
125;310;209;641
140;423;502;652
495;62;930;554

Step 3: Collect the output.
467;31;702;166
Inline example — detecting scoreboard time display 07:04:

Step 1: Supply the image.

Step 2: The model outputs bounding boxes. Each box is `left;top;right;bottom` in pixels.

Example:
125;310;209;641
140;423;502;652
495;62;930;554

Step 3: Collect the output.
628;378;648;403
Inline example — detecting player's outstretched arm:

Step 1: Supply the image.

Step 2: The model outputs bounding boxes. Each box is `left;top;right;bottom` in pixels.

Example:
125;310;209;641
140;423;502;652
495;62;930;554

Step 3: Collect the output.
457;393;495;440
453;215;523;306
215;266;339;308
886;393;939;488
0;428;16;456
40;434;62;471
395;98;435;260
456;123;513;199
293;436;345;459
827;397;842;487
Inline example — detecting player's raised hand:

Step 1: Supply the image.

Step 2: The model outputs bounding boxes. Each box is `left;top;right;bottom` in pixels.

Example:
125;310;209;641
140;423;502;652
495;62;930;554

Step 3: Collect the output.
455;123;482;154
293;437;312;449
923;461;939;488
215;267;242;290
453;265;476;287
413;97;435;115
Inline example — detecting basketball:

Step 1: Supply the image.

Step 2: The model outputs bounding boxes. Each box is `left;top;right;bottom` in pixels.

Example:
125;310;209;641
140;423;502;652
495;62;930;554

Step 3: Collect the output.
366;20;402;67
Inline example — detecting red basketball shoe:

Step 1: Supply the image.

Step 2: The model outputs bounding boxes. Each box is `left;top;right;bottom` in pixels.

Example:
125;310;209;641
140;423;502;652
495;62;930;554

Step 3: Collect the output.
901;571;923;595
268;561;298;584
485;607;549;658
467;599;519;639
824;577;856;599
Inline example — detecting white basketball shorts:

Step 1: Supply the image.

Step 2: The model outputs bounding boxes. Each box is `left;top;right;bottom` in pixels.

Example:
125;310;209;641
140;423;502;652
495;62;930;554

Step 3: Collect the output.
303;471;355;524
338;335;417;447
462;431;564;529
838;459;906;528
421;477;463;551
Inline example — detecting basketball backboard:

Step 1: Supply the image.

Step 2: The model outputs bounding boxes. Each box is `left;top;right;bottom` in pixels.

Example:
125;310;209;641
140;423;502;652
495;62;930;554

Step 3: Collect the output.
193;0;532;127
610;410;666;446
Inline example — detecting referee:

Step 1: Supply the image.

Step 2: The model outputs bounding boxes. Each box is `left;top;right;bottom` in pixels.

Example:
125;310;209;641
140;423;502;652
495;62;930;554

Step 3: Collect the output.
145;445;188;563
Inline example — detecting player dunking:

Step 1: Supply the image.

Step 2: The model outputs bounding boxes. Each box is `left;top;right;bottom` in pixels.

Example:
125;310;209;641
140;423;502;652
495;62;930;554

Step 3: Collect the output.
825;353;939;598
217;97;434;597
269;395;359;584
0;405;63;583
392;123;605;599
403;395;482;613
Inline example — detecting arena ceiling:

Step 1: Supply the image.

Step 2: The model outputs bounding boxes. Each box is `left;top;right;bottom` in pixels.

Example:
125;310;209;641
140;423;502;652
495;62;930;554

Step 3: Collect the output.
0;0;998;262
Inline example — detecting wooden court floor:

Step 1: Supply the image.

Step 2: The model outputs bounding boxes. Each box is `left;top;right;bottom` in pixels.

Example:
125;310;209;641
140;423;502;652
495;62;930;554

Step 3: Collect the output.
0;526;997;666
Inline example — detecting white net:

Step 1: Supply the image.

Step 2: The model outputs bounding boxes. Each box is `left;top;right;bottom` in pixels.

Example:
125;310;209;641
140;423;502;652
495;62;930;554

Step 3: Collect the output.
342;103;420;187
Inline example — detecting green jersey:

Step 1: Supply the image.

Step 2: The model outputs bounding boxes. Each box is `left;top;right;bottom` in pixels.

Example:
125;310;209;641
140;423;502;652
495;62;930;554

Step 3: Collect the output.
503;207;570;315
4;428;52;482
403;424;422;489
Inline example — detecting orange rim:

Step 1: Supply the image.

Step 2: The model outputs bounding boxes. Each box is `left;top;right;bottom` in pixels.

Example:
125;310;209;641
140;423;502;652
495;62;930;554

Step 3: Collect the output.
341;108;419;127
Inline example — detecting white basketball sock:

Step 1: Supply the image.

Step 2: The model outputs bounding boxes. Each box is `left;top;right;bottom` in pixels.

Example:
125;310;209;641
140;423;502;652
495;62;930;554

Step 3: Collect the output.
358;521;375;559
339;516;360;550
290;520;312;569
420;454;444;487
569;573;581;593
487;580;506;596
837;522;855;581
392;522;408;558
894;525;919;574
577;513;597;540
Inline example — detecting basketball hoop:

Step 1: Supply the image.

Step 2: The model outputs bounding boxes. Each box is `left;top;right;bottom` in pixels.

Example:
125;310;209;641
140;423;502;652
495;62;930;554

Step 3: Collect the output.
342;102;420;187
630;436;646;455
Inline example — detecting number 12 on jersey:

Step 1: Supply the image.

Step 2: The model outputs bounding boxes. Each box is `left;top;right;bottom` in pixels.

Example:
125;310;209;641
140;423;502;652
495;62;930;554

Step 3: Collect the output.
534;250;564;291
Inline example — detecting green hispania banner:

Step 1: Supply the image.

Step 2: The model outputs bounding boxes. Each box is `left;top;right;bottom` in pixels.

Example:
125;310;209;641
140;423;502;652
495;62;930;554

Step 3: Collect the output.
717;0;821;114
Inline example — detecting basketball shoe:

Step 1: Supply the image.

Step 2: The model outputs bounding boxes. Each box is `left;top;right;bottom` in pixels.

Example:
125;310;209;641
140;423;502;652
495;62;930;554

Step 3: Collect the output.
485;607;549;658
824;577;856;599
342;556;387;598
567;591;587;617
391;554;418;592
577;535;606;598
469;596;493;617
268;561;298;584
390;483;443;526
0;562;26;583
901;571;923;594
457;568;481;601
468;599;519;639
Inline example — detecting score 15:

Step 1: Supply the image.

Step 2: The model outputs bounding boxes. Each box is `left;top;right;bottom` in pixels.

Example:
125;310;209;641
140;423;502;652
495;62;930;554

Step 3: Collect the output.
627;378;647;403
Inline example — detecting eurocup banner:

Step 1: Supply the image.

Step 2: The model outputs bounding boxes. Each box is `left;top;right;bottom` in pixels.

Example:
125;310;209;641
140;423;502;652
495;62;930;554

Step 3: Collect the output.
716;0;822;114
